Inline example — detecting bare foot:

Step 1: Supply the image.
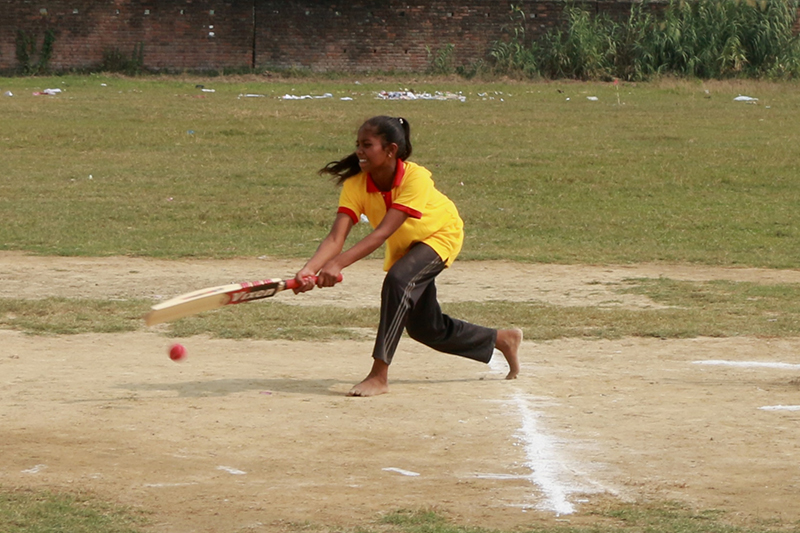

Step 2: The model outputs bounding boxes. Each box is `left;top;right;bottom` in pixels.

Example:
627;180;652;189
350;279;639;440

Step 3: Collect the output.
347;359;389;397
495;328;523;379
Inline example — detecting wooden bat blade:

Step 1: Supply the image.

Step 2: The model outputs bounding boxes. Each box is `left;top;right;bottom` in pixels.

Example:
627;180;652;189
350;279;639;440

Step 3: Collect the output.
143;274;341;326
144;292;232;326
144;278;290;326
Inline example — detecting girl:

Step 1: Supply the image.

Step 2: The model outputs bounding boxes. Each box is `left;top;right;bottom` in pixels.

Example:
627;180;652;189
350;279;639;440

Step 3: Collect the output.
294;116;522;397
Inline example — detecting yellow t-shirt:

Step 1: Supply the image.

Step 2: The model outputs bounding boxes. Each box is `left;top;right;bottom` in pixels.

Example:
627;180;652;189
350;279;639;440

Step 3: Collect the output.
337;160;464;271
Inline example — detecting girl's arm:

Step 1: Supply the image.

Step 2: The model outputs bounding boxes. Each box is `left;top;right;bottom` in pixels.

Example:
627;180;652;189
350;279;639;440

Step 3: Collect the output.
294;212;353;292
315;208;408;286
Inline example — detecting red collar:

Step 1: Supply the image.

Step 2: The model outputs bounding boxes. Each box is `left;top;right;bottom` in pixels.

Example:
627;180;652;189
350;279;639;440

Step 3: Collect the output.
366;160;405;192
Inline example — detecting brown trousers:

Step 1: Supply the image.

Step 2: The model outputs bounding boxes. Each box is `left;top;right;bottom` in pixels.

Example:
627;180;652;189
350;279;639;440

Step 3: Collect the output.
371;243;497;365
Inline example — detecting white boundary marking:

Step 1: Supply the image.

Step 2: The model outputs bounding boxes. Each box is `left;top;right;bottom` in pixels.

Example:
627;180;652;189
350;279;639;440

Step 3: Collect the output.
693;360;800;370
488;352;602;515
143;482;199;487
511;394;576;515
693;360;800;412
217;465;246;475
382;467;420;477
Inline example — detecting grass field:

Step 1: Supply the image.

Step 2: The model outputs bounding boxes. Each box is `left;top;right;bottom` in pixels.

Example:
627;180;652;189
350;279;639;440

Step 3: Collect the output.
2;75;800;341
1;75;798;266
2;75;800;533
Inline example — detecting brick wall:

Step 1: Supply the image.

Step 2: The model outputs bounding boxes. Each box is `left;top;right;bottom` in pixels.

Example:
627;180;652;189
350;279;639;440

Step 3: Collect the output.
254;1;567;73
0;0;255;72
0;1;797;73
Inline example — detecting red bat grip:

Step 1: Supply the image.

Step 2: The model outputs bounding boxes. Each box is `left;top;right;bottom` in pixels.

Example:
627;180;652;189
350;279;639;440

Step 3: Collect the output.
284;273;343;290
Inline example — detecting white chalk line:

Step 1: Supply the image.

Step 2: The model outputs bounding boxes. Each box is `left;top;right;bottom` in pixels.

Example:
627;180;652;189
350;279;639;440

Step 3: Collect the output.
474;473;530;480
488;352;602;515
693;360;800;370
382;467;420;477
217;465;246;475
511;394;577;515
143;482;199;488
694;360;800;412
759;405;800;412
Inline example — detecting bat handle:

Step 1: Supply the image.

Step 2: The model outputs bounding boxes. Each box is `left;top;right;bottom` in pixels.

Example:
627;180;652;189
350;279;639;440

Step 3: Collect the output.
284;273;343;290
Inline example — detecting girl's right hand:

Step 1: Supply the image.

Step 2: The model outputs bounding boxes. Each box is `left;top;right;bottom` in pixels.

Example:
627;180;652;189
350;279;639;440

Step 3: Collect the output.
316;262;343;288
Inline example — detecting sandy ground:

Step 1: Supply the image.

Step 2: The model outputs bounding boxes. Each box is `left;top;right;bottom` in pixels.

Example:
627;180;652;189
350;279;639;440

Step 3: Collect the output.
1;251;800;532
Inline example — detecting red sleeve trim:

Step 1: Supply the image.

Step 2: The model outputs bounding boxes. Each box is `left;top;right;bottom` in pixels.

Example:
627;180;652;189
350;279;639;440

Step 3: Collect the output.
391;203;422;219
337;206;359;224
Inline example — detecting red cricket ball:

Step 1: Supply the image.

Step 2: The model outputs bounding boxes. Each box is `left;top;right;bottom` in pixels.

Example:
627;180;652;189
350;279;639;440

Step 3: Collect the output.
169;343;187;362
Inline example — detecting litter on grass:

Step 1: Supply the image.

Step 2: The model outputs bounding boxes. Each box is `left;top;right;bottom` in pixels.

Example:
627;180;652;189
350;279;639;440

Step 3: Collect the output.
270;89;511;103
377;89;466;102
734;95;758;102
271;89;513;103
281;92;333;100
477;91;508;101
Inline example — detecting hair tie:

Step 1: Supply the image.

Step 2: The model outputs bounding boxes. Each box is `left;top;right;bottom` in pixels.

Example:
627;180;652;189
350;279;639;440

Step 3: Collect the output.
398;117;404;125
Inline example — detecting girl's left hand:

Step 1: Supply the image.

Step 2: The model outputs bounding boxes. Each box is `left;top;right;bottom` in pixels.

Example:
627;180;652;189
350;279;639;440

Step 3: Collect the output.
293;267;318;293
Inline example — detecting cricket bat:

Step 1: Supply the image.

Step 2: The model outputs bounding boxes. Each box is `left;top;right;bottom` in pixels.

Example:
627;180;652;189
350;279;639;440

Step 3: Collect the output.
144;274;342;326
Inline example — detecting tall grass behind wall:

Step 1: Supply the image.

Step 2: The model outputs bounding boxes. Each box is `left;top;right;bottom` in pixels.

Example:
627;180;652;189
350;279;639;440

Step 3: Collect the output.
490;0;800;80
650;0;800;78
538;6;616;80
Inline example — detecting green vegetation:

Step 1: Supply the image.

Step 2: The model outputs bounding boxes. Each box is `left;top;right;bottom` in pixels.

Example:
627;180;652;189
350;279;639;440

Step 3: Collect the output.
449;279;800;341
1;75;798;267
0;298;145;335
0;487;147;533
2;74;799;342
100;43;145;76
1;493;796;533
3;278;800;341
1;74;799;532
377;504;795;533
486;0;800;80
14;29;56;75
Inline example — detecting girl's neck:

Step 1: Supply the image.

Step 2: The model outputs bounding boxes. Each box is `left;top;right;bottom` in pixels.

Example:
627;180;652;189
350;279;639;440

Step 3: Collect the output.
371;160;398;191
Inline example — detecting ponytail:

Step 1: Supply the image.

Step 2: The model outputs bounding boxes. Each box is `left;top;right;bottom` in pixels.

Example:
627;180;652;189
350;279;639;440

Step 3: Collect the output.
319;116;413;185
318;153;361;185
395;117;412;161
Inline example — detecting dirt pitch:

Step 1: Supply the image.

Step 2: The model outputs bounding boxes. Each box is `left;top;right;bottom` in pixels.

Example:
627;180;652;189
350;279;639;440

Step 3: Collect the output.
1;251;800;532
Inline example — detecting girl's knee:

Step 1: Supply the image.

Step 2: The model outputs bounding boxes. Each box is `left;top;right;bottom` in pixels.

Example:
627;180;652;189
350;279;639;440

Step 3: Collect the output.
405;321;425;342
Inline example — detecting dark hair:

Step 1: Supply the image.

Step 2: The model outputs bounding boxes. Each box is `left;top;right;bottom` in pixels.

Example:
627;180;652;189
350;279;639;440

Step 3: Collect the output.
319;116;412;184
